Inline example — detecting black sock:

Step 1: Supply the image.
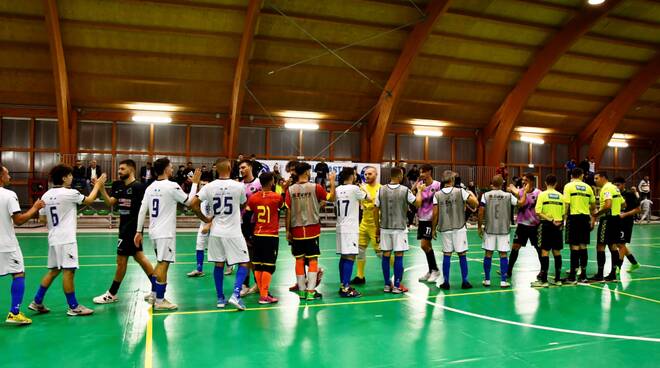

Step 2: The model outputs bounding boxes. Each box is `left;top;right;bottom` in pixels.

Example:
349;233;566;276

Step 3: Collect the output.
426;248;439;272
626;254;638;265
554;255;562;281
535;246;542;262
579;249;588;276
569;250;578;278
109;280;121;296
609;249;620;275
597;251;606;276
540;256;549;282
508;249;519;277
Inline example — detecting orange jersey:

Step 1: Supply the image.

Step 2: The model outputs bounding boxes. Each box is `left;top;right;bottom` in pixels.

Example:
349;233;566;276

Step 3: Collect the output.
247;191;283;237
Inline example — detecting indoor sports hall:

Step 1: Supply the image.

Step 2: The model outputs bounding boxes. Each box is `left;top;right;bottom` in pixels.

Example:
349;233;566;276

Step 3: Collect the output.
0;0;659;367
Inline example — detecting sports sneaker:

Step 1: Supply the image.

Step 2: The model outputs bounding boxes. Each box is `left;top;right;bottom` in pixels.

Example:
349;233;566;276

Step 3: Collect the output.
588;274;604;283
351;276;366;285
500;281;511;288
306;290;322;301
6;312;31;325
391;285;408;294
217;296;227;308
186;270;204;278
427;271;441;283
317;268;324;287
289;284;299;292
564;277;578;285
418;272;431;282
67;305;94;316
531;280;549;288
551;279;563;287
604;273;617;282
461;282;473;290
258;295;279;304
628;263;641;272
93;291;118;304
144;294;156;304
224;266;233;275
438;282;450;290
482;279;491;287
28;302;50;314
299;290;307;300
339;287;362;298
154;299;178;311
383;284;392;293
228;295;246;311
578;273;588;283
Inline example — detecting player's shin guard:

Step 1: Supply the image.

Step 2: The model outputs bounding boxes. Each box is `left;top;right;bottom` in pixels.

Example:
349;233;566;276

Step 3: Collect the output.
569;250;579;278
539;256;549;282
382;255;391;286
10;276;25;314
343;259;354;287
155;282;166;303
234;266;248;297
499;257;508;282
459;255;468;283
626;254;638;265
306;259;319;291
393;256;403;288
579;249;588;277
553;255;562;281
425;248;439;272
596;250;606;277
214;266;224;298
260;272;272;298
483;257;492;281
609;248;620;275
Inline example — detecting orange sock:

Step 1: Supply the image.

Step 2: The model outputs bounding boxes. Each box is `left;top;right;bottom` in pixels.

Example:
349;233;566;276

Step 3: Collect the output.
254;271;263;295
295;258;306;275
261;272;272;298
308;259;319;273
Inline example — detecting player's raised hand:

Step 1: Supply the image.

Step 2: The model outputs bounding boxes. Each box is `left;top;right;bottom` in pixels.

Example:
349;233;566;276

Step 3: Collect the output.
32;199;45;211
416;181;426;191
328;171;337;183
95;173;107;187
192;168;202;184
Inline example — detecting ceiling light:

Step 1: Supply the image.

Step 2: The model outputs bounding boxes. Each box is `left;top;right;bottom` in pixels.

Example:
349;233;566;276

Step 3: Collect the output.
520;135;545;145
528;163;535;168
608;139;628;148
516;126;552;134
588;0;605;5
132;114;172;124
414;129;443;137
127;103;179;112
279;110;326;119
284;121;319;130
409;119;449;127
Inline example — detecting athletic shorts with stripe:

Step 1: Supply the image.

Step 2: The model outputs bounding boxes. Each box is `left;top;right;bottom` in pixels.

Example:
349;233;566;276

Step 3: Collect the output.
538;221;563;251
564;214;591;245
292;237;320;259
252;235;279;273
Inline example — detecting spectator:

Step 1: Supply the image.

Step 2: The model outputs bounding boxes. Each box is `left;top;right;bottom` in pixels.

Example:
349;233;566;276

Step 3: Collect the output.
314;157;329;188
496;162;508;189
639;175;651;200
398;162;408;187
565;159;576;180
588;157;596;176
200;165;213;182
231;154;243;180
250;154;263;178
86;159;102;183
175;165;186;184
212;164;219;180
140;162;154;185
352;166;362;185
639;198;653;224
72;159;86;192
183;161;194;177
406;164;420;184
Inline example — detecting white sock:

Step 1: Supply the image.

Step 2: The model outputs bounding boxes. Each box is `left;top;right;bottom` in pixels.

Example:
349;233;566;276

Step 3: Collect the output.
296;275;306;291
307;272;318;291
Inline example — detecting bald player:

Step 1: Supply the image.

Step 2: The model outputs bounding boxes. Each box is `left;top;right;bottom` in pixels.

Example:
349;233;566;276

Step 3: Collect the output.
351;166;381;285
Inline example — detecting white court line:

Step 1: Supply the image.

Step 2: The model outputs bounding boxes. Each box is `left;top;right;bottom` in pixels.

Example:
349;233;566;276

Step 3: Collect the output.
406;293;660;343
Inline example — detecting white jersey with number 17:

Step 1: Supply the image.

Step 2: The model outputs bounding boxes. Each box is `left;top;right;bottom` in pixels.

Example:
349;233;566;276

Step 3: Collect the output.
335;184;367;234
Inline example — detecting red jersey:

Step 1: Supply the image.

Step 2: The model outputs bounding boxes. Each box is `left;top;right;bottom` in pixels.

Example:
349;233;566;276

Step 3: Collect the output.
247;191;284;237
285;182;328;239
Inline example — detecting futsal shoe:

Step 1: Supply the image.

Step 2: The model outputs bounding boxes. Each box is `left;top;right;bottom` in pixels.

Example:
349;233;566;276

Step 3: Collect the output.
144;293;156;304
461;281;473;290
551;279;563;287
628;263;641;272
383;284;392;293
530;280;549;288
339;287;362;298
299;290;307;300
258;295;279;304
186;270;204;278
482;279;491;287
306;290;322;301
604;273;618;282
217;296;227;308
67;305;94;316
351;276;366;285
564;277;578;285
228;295;246;311
391;285;408;294
500;281;511;288
427;271;441;283
6;312;31;325
438;282;450;290
289;284;299;292
154;299;178;311
93;291;118;304
588;274;604;283
28;302;50;314
419;272;431;282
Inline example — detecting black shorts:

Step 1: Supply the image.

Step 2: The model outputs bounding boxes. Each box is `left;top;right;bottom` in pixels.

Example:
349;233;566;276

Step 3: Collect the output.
597;216;623;245
565;214;591;245
513;224;539;247
241;221;255;243
538;221;563;251
417;221;433;240
252;236;279;267
620;218;633;244
292;237;320;258
117;236;143;256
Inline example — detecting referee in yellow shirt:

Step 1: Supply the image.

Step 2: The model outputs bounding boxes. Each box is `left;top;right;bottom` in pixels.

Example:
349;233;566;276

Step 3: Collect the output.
532;175;565;288
562;168;596;283
592;171;624;282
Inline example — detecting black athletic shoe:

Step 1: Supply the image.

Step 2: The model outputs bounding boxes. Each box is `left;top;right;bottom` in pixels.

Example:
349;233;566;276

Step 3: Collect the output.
351;276;366;285
563;277;578;285
439;282;450;290
578;273;588;283
461;282;473;290
604;273;618;282
588;274;604;283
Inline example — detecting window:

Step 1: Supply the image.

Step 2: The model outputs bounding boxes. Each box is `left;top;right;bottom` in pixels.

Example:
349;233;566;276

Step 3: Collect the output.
508;141;528;164
116;123;149;151
35;120;58;149
1;118;30;148
332;132;359;159
238;127;266;156
455;138;475;162
78;121;112;151
302;130;329;158
428;137;451;161
382;134;395;161
269;128;299;157
154;125;186;153
398;135;424;161
190;126;224;154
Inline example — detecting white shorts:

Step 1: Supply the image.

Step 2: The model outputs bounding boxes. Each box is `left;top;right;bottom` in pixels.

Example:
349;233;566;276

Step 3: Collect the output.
482;234;511;252
47;243;79;269
379;229;409;252
208;236;249;266
196;232;209;251
0;248;24;275
336;231;359;255
440;228;468;253
153;238;176;263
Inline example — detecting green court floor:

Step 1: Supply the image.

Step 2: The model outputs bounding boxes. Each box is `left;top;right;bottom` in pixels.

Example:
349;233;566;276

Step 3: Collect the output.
1;226;660;367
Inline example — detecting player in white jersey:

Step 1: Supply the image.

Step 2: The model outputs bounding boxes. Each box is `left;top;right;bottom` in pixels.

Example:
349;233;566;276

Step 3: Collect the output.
335;167;369;298
135;158;200;311
29;164;106;316
191;160;250;310
187;185;212;278
0;165;44;325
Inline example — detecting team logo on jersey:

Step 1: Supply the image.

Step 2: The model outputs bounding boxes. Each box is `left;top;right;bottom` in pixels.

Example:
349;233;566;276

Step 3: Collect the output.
576;185;586;191
68;253;75;260
127;188;133;195
549;193;560;199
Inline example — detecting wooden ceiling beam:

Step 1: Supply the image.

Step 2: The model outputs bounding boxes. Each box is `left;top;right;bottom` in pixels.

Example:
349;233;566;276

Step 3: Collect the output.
43;0;72;156
367;0;451;162
482;0;622;166
579;53;660;165
227;0;262;159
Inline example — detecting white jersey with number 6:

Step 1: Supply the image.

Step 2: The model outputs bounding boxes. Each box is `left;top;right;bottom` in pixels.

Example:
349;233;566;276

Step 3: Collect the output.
196;179;246;237
335;184;367;234
141;180;189;240
39;187;85;246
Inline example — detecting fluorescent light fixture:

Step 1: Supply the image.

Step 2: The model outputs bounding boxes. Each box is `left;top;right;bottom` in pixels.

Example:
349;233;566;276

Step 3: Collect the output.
414;129;443;137
520;135;545;145
284;121;319;130
612;133;630;139
516;126;552;134
588;0;605;5
608;139;628;148
127;103;179;112
132;114;172;124
528;163;535;168
409;119;449;127
279;110;326;119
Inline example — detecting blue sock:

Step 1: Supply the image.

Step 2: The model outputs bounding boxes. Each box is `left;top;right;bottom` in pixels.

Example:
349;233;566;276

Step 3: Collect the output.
338;258;346;287
65;292;79;309
196;250;204;272
213;266;225;299
34;285;48;305
382;255;391;286
483;257;492;281
459;255;469;283
234;266;248;297
442;255;451;284
393;256;404;288
150;275;157;293
343;259;354;288
155;282;166;299
10;276;25;314
500;257;509;282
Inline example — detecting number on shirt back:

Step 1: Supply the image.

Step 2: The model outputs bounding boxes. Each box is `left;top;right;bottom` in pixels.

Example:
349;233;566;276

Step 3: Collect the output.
213;196;233;215
152;198;159;218
50;207;59;226
336;199;349;217
257;205;270;223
